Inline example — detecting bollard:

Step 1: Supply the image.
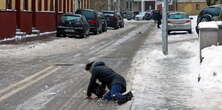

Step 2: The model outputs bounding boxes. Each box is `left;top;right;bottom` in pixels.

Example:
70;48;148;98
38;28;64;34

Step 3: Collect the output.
217;21;222;45
198;22;219;63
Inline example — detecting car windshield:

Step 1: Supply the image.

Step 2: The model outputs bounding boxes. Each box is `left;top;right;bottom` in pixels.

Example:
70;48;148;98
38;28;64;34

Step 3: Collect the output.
61;16;80;22
103;12;115;16
168;13;189;19
76;10;96;20
202;7;221;16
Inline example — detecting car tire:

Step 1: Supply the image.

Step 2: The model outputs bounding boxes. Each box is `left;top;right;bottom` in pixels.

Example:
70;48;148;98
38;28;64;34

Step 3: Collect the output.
56;32;61;37
188;30;192;34
94;29;99;35
168;31;171;34
114;25;119;29
200;16;211;22
81;33;86;38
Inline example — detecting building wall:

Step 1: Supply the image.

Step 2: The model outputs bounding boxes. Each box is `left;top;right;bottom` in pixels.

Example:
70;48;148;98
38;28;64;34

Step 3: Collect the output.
177;2;207;15
0;1;6;10
0;0;82;39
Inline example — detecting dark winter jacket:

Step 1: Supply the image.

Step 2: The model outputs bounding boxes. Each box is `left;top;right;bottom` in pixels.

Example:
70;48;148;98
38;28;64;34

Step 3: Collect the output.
87;62;126;97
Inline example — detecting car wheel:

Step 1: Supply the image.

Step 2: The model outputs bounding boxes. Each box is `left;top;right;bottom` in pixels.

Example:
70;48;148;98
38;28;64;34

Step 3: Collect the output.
168;31;171;34
188;30;192;34
200;16;211;22
114;25;119;29
56;32;61;37
81;33;86;38
94;29;99;35
121;23;124;28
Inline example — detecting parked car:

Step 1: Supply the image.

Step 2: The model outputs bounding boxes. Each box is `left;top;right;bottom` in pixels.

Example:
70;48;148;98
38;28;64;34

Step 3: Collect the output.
75;9;103;35
57;14;90;38
103;11;120;29
117;12;124;28
167;12;192;34
143;11;153;20
133;11;139;19
135;12;146;20
196;4;222;33
126;11;134;20
98;12;108;32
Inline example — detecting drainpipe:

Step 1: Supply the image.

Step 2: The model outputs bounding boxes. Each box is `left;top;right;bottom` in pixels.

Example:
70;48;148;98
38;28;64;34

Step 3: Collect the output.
55;0;58;27
32;0;36;28
31;0;40;36
15;0;21;31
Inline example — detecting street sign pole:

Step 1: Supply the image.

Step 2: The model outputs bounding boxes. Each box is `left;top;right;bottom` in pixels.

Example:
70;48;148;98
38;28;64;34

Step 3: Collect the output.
141;0;144;12
162;0;168;55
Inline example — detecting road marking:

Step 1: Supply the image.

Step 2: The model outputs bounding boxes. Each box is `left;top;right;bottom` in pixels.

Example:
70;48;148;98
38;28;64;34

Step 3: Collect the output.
0;66;60;102
0;66;54;96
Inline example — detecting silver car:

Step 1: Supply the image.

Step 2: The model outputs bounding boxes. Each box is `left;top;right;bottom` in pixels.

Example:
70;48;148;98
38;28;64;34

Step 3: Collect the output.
167;12;192;34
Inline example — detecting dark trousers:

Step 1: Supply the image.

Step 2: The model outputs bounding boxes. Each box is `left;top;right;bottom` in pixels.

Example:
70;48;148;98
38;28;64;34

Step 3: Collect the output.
103;84;126;101
157;20;161;28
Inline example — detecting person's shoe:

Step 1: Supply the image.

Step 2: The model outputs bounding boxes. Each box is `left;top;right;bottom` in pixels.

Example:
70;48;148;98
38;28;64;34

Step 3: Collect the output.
117;91;133;105
125;91;133;99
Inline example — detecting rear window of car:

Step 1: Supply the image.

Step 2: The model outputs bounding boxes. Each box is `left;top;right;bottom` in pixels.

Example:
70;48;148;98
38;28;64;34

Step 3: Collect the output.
168;13;189;19
200;7;221;16
61;15;80;22
76;10;96;20
103;12;115;16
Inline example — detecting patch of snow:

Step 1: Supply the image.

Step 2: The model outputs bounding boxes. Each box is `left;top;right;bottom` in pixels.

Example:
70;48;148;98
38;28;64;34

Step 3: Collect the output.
198;22;219;29
0;23;136;60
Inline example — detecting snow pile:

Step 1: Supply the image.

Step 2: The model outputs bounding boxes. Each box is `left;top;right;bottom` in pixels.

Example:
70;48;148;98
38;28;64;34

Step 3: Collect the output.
124;19;153;23
200;45;222;84
198;21;219;29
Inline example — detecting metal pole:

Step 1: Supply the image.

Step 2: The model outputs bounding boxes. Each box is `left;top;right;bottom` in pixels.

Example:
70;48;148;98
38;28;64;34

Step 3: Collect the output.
141;0;144;12
16;0;21;29
162;0;168;55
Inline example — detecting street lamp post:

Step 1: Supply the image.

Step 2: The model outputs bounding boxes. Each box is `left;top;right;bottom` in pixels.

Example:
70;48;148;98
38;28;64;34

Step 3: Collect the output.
141;0;144;12
162;0;168;55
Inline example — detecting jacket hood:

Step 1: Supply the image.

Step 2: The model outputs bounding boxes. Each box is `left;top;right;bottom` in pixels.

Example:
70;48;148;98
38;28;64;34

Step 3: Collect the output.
90;62;105;72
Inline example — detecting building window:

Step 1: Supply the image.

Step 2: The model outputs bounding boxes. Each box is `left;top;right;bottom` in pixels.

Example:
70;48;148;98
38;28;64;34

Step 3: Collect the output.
6;0;12;9
23;0;28;10
196;4;200;10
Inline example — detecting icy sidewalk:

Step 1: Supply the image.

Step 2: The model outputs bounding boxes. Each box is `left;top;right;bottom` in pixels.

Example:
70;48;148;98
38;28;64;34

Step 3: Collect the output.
119;26;222;110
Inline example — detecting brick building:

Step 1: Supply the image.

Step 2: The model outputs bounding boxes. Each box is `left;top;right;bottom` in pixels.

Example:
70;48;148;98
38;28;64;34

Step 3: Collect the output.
0;0;91;39
176;0;207;15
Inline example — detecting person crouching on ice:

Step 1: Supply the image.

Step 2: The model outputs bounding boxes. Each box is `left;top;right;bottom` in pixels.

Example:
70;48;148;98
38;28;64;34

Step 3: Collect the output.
85;61;133;105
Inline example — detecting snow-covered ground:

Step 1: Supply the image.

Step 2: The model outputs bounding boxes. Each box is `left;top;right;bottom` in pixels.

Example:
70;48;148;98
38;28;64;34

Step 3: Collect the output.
0;22;136;60
119;16;222;109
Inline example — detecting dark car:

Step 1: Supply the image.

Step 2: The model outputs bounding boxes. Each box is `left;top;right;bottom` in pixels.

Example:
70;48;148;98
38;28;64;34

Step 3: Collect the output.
98;12;108;32
117;12;124;28
57;14;90;38
144;11;153;20
76;9;103;35
103;11;120;29
126;11;134;20
196;4;222;33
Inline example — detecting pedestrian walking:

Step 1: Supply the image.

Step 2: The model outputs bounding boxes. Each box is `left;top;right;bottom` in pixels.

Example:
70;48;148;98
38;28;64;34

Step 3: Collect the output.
153;10;162;28
85;61;133;105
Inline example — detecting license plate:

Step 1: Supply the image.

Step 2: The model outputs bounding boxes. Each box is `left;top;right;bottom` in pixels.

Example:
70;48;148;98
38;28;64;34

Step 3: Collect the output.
65;29;75;32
